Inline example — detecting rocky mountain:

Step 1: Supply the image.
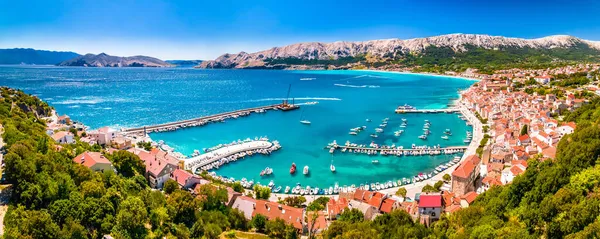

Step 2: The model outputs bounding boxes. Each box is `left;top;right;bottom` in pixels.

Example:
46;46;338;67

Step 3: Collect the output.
0;48;80;65
165;60;203;67
197;34;600;69
58;53;173;67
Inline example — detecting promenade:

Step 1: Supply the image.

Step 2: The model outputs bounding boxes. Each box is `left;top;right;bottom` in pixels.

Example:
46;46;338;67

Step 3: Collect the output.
183;140;276;171
379;101;484;197
123;104;286;135
395;108;459;114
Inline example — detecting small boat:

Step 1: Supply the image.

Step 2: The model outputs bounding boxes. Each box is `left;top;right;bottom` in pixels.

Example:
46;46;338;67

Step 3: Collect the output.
268;180;275;187
372;160;379;164
330;158;336;172
349;131;358;135
419;135;427;140
303;166;309;175
284;186;290;193
375;128;384;133
441;135;449;140
300;120;311;125
402;118;407;122
370;134;378;138
366;119;371;122
290;163;297;174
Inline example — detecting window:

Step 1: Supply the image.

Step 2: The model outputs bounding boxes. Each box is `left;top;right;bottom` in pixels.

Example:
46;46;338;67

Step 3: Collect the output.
431;212;436;217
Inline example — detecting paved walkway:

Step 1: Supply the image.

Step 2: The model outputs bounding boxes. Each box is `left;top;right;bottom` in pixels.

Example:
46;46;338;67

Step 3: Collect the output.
184;140;274;171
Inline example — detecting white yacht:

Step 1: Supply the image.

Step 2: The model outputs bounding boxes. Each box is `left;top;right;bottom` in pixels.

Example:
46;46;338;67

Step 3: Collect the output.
303;165;309;175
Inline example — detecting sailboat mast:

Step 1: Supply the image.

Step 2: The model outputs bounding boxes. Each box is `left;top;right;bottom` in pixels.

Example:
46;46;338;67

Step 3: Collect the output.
285;84;292;105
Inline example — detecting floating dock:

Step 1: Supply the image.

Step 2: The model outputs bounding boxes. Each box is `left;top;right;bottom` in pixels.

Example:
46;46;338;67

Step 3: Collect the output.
123;103;298;135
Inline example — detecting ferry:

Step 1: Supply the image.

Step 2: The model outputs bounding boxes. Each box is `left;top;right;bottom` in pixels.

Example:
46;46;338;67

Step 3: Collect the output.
303;166;309;175
290;163;296;174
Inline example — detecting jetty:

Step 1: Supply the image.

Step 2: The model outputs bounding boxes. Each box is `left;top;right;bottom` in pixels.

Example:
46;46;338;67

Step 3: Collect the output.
395;107;460;114
184;139;281;172
123;103;298;135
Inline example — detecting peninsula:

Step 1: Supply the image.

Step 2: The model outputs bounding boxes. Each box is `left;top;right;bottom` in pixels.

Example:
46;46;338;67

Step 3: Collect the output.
58;53;173;67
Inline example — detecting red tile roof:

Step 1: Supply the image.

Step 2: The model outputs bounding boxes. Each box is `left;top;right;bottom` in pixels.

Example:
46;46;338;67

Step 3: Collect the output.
452;155;481;179
461;191;478;204
419;194;442;208
170;169;194;187
73;152;112;169
379;198;396;213
253;200;304;230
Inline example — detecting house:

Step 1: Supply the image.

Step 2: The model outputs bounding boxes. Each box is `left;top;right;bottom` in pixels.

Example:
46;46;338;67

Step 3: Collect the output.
348;199;379;221
452;155;482;196
226;187;243;207
418;194;442;222
169;169;204;190
253;200;305;231
501;163;527;184
534;75;551;85
517;134;530;146
379;198;399;214
557;122;576;135
57;115;71;125
459;192;478;208
326;197;349;220
51;131;74;144
87;127;118;145
73;152;114;172
131;148;179;189
231;196;257;220
111;136;132;150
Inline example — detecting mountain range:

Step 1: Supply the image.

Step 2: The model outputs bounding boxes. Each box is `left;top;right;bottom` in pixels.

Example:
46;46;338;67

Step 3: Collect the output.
0;48;80;65
57;53;172;67
196;34;600;71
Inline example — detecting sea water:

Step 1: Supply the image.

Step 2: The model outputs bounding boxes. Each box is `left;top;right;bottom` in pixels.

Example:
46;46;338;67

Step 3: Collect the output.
0;66;475;189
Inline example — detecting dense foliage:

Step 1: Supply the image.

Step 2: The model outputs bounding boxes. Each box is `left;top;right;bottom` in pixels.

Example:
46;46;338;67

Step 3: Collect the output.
0;88;274;239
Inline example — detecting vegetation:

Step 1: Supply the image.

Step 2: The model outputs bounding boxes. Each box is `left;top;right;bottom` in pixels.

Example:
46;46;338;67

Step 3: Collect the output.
253;185;271;200
0;87;297;239
395;187;407;197
264;54;367;67
136;141;152;151
521;124;529;136
307;197;330;211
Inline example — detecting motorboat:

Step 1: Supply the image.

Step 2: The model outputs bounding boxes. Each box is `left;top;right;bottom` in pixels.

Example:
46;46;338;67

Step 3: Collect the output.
303;165;309;175
441;135;449;140
300;120;311;125
419;135;427;140
372;160;379;164
290;163;296;174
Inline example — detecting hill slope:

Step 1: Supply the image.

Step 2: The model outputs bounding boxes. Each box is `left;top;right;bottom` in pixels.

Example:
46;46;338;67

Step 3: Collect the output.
58;53;173;67
197;34;600;71
0;48;80;65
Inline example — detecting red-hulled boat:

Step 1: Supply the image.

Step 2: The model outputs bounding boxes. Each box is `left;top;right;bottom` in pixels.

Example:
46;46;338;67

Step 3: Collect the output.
290;163;297;174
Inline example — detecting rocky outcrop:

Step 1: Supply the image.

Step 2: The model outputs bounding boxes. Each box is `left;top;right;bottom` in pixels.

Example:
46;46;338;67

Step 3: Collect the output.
58;53;173;67
197;34;600;69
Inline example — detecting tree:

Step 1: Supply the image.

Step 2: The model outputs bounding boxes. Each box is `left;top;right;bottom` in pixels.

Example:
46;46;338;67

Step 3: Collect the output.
108;150;145;177
251;214;267;232
265;218;287;238
443;174;452;182
521;124;529;136
433;181;444;191
282;196;306;208
232;181;244;193
167;189;200;227
395;187;407;197
253;185;271;200
422;184;436;193
339;208;364;223
307;196;329;211
203;223;222;239
163;179;179;194
115;197;148;239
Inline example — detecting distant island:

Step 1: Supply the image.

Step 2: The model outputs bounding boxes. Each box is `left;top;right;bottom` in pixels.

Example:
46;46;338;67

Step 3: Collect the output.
0;48;80;65
196;34;600;73
166;60;203;67
58;53;173;67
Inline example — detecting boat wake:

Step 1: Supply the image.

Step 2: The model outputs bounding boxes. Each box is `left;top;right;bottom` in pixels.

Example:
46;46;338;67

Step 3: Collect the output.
300;78;316;81
53;96;134;105
339;74;390;81
334;83;380;88
239;97;341;103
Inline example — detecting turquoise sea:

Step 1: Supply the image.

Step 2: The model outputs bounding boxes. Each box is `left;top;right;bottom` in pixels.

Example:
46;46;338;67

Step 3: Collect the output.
0;66;475;189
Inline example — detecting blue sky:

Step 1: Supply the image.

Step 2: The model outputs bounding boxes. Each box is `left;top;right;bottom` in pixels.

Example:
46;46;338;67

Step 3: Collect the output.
1;0;599;60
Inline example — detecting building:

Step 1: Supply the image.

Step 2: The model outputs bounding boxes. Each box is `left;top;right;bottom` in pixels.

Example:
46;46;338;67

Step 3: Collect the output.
348;199;379;221
57;115;71;125
111;136;132;150
231;196;257;220
418;194;442;224
534;75;552;84
88;127;118;146
459;191;478;208
326;197;349;220
253;200;305;231
51;131;74;144
130;148;179;189
169;169;204;190
73;152;114;172
451;155;482;196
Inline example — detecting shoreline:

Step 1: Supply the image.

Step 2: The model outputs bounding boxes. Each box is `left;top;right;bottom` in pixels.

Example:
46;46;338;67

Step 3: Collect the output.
352;69;481;82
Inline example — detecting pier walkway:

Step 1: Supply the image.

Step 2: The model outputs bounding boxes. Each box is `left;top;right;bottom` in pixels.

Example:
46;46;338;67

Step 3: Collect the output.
326;144;468;155
395;108;460;114
123;104;290;135
184;140;276;171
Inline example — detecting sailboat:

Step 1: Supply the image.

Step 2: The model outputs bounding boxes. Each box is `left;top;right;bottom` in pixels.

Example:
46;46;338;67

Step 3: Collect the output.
299;108;311;125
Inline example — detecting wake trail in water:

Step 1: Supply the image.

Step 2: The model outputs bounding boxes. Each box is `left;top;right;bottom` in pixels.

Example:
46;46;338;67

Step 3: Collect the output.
334;83;380;88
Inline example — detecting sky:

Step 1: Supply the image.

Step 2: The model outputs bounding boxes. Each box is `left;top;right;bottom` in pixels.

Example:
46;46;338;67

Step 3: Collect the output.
1;0;599;60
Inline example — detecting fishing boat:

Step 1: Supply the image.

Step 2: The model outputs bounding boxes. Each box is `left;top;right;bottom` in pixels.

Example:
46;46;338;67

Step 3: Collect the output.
290;163;296;174
441;135;449;140
303;166;309;175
